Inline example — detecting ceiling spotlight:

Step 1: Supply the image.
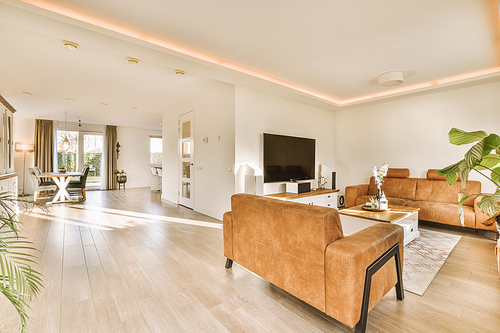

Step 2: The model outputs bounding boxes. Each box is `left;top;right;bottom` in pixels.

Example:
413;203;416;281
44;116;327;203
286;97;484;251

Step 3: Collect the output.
22;92;33;96
66;98;74;101
127;57;139;64
131;107;138;109
63;40;78;50
378;71;404;87
101;103;108;106
78;117;82;127
175;69;185;76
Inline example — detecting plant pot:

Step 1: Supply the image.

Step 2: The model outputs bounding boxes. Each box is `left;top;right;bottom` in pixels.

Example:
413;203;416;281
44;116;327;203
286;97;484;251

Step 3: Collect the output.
116;175;127;183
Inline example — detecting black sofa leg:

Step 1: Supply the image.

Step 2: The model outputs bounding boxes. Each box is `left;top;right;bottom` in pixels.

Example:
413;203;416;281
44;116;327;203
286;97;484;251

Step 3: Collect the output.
354;243;404;333
225;258;233;269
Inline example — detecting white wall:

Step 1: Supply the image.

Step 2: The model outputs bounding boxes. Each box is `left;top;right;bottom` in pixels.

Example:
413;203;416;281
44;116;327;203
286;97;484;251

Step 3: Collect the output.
13;114;35;194
162;83;235;220
334;80;500;194
117;126;162;188
234;86;335;195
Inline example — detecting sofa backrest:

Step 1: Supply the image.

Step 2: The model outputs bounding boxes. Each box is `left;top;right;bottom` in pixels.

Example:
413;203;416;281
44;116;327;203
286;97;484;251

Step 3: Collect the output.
368;168;417;200
229;193;343;311
415;169;480;206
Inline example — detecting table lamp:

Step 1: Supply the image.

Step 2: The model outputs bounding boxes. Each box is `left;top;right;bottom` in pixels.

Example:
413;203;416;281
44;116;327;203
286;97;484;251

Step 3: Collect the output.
15;142;34;196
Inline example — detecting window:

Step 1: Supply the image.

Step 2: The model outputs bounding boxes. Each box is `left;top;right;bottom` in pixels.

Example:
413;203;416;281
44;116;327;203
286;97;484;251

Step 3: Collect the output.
150;136;162;165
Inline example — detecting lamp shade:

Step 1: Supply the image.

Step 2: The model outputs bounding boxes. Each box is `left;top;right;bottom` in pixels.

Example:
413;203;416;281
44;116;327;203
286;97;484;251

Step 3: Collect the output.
15;142;34;152
61;137;70;151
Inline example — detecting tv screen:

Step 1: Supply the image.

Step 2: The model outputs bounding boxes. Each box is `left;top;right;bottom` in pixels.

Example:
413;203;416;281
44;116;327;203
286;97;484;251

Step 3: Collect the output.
263;133;315;183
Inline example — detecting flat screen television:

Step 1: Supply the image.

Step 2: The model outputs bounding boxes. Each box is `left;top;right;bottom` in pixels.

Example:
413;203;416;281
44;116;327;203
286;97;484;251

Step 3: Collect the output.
263;133;315;183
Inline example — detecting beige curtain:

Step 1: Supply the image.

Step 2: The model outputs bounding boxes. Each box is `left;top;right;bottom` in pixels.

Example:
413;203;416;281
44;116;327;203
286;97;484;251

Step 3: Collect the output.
34;119;54;172
105;125;117;190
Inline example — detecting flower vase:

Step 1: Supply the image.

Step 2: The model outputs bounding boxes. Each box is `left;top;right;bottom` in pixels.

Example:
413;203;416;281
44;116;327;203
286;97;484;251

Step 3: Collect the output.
375;188;382;209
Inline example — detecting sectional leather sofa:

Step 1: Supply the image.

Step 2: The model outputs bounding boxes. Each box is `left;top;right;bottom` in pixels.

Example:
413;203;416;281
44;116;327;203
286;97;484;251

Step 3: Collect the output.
345;168;497;231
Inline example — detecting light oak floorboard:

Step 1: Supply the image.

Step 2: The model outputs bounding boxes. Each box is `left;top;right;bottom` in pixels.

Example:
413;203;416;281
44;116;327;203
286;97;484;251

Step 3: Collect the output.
1;188;497;333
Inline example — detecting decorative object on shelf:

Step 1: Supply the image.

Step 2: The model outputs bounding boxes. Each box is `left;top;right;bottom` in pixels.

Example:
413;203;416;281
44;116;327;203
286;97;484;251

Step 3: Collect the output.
318;175;327;189
115;169;127;189
14;142;34;196
370;162;389;209
116;142;121;159
438;127;500;277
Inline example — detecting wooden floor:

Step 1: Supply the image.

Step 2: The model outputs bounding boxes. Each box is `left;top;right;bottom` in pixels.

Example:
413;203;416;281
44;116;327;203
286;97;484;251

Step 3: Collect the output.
0;188;499;332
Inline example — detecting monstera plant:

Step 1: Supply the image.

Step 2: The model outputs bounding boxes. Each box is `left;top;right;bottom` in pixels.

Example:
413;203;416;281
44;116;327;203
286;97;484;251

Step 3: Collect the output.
0;193;44;332
438;128;500;276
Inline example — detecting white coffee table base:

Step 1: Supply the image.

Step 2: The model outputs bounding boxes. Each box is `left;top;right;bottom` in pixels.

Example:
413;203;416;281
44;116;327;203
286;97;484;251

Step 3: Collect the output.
340;211;420;246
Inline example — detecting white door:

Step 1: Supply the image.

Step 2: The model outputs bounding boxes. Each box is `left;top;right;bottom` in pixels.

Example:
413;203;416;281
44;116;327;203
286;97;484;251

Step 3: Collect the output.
179;111;194;208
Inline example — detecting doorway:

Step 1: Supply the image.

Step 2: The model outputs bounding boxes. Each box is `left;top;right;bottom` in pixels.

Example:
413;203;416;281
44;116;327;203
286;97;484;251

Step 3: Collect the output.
179;111;194;208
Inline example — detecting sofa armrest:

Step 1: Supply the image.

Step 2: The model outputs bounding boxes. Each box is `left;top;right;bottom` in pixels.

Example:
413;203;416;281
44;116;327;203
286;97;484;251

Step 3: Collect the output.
345;184;369;208
223;211;233;260
324;223;404;328
474;196;500;228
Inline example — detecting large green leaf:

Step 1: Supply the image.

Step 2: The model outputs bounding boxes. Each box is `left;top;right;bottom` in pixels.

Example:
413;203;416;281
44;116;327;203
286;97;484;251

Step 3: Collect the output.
457;193;472;226
438;160;462;185
448;128;487;145
476;189;500;217
475;154;500;170
464;139;484;168
458;160;472;189
483;134;500;154
491;166;500;187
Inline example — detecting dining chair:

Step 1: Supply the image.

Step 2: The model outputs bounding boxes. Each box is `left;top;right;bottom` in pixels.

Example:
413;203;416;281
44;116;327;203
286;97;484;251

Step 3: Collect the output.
67;166;90;201
28;167;57;201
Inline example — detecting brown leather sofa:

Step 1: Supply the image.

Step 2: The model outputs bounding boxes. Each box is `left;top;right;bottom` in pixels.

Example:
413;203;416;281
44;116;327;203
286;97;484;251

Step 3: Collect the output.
345;168;496;231
223;193;404;333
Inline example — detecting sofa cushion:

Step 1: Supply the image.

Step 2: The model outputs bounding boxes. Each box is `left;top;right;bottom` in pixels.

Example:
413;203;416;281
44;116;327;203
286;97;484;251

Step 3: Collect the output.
409;200;476;228
386;168;410;178
368;177;417;200
415;179;480;206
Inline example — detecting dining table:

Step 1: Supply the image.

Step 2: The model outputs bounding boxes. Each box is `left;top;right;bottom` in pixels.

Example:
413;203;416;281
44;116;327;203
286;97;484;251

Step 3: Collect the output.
38;171;84;203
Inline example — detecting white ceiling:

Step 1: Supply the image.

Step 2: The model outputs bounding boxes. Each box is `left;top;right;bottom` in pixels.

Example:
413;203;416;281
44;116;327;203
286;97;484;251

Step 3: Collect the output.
0;0;499;130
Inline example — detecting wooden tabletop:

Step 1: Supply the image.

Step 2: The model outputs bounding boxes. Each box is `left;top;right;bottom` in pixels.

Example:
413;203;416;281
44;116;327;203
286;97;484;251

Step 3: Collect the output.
265;188;339;200
338;204;419;223
38;172;84;178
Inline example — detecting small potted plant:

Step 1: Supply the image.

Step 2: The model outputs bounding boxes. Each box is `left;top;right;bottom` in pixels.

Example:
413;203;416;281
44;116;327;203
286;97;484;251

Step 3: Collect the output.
115;169;127;187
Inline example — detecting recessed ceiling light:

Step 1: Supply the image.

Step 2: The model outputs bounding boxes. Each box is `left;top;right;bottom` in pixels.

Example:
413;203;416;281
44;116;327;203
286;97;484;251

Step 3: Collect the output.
66;98;74;101
22;92;33;96
127;57;139;64
131;107;138;109
175;69;185;76
63;40;78;50
378;71;404;87
101;103;108;106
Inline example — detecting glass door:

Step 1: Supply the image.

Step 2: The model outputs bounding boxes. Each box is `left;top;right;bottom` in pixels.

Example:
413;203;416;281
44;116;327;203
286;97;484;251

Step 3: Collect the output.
179;111;194;208
57;130;79;171
83;134;103;188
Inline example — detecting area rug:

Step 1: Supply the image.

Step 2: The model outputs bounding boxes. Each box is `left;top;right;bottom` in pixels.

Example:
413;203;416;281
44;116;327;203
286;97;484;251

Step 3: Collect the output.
403;229;461;296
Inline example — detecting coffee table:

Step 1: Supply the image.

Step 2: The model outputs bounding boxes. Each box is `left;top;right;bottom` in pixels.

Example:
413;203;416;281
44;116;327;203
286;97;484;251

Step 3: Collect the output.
338;205;420;246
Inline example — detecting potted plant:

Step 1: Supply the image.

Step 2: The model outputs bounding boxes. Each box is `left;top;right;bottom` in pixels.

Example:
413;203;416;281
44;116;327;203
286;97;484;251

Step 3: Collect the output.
0;193;45;332
115;169;127;186
438;128;500;276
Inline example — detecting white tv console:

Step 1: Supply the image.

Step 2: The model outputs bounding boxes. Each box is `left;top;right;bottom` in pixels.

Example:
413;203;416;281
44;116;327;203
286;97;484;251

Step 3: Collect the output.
265;188;339;209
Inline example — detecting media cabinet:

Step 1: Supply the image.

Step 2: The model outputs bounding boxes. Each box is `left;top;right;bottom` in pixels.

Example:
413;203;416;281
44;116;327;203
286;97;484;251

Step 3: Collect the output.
265;188;339;209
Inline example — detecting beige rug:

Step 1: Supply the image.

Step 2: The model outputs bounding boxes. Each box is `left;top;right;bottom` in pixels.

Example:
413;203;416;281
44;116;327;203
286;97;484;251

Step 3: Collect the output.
403;229;461;296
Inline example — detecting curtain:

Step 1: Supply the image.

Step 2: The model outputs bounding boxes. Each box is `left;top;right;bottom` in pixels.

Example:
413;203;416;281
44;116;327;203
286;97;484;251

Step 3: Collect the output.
34;119;54;172
105;125;117;190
